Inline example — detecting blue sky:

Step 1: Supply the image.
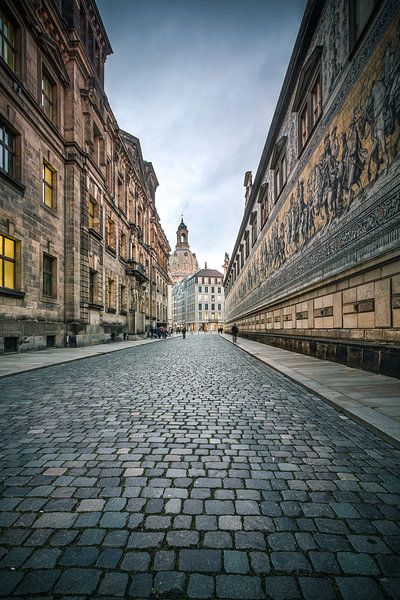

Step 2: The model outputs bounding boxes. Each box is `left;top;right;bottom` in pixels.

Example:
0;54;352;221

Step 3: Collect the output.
97;0;306;270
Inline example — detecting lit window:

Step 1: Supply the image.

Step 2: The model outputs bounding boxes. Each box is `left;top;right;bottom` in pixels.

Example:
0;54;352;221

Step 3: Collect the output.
41;72;54;121
0;11;15;71
43;254;56;297
42;162;56;209
0;123;14;175
0;234;16;289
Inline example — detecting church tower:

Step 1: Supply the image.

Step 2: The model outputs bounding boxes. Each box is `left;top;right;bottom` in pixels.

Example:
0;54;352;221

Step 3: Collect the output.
168;217;199;285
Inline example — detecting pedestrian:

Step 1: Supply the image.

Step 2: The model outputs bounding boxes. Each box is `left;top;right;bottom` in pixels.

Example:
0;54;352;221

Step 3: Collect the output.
231;323;238;343
182;326;186;339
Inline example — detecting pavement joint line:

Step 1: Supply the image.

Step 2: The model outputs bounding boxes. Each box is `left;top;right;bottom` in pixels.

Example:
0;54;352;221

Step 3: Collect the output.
221;335;400;451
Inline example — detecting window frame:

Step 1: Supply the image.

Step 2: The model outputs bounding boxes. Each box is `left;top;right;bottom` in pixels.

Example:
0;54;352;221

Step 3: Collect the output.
297;70;322;155
348;0;381;55
0;121;14;176
0;9;15;72
42;161;57;210
41;69;55;122
42;253;56;299
0;234;16;290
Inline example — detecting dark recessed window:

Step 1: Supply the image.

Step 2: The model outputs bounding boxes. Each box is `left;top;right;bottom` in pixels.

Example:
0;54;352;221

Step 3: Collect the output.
0;122;14;176
43;254;56;298
349;0;381;52
0;10;15;71
41;71;55;121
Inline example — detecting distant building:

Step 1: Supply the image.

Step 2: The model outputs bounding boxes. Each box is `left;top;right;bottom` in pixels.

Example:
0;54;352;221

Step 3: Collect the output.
0;0;170;352
224;0;400;377
168;218;199;285
172;266;225;332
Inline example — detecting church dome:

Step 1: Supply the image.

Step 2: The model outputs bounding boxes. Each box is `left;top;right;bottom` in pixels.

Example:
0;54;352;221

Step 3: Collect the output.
168;217;199;285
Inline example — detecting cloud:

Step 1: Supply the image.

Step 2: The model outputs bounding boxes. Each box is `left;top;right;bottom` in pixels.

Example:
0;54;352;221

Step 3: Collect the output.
97;0;306;270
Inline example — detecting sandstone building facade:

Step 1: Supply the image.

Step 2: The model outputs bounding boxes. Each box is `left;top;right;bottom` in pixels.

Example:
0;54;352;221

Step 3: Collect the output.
224;0;400;377
0;0;170;352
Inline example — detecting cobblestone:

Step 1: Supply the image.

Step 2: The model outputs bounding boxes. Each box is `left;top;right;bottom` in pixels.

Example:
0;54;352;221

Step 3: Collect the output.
0;335;399;598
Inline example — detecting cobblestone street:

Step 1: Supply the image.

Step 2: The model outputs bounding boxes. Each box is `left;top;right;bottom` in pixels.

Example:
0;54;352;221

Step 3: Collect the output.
0;335;399;599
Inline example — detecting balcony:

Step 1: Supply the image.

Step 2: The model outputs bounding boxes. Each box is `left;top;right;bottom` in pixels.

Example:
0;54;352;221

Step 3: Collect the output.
125;260;148;283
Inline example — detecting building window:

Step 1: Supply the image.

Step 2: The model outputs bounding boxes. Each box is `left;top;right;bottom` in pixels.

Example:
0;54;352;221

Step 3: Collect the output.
218;287;221;293
218;304;221;310
89;269;97;304
42;162;56;209
198;303;202;310
118;177;124;210
198;285;202;292
107;278;115;308
211;303;215;311
205;286;208;293
107;218;115;249
259;184;268;228
251;212;257;246
275;153;287;200
0;122;14;176
41;71;55;122
349;0;380;52
0;11;15;71
205;303;208;310
43;254;56;298
120;231;126;259
120;284;127;312
0;234;16;289
298;74;322;152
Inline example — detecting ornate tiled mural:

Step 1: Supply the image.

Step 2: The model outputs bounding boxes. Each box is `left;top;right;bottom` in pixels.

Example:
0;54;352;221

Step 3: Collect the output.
226;7;400;321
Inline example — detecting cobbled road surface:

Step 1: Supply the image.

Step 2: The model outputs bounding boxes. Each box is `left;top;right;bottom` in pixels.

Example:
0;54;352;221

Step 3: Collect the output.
0;335;399;600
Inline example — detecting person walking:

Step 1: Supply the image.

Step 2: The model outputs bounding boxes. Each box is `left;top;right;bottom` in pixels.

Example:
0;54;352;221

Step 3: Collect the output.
231;323;238;343
182;326;186;339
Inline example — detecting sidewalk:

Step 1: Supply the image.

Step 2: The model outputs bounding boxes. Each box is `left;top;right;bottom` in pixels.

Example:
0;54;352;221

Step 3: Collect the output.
0;337;167;379
222;334;400;450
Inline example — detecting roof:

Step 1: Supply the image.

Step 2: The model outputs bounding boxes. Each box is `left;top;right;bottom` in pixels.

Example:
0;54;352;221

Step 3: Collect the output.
192;269;224;278
178;218;187;230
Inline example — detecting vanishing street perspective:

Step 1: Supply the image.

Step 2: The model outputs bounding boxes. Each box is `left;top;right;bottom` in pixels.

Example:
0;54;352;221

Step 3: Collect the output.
0;0;400;599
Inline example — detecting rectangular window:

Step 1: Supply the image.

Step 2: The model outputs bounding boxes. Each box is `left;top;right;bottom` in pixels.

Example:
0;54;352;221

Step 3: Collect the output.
41;71;54;121
43;254;55;297
107;278;115;308
218;287;221;294
42;162;56;209
260;184;269;228
205;303;208;310
88;197;99;230
349;0;380;51
310;77;321;128
107;218;115;249
0;11;15;71
89;269;96;304
251;212;257;246
218;304;221;311
198;303;202;310
120;284;127;311
300;106;308;148
120;231;126;258
0;123;14;175
275;153;287;200
205;286;208;293
198;285;202;292
0;234;16;289
211;303;215;311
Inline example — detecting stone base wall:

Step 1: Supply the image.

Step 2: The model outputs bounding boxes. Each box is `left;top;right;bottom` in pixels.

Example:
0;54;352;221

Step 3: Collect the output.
0;319;129;353
240;331;400;379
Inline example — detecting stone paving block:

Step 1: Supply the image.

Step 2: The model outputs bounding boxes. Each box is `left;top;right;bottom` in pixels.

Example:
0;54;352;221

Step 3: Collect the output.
264;575;301;599
23;548;61;569
154;550;176;571
0;571;24;597
223;550;249;573
187;574;214;599
33;512;77;528
298;576;337;600
271;551;312;573
179;549;221;572
216;574;264;599
128;573;153;598
121;551;150;571
98;572;128;596
14;569;61;595
154;571;186;596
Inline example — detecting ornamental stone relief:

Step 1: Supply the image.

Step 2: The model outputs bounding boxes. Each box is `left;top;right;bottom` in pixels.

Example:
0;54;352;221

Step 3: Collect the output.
227;15;400;319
